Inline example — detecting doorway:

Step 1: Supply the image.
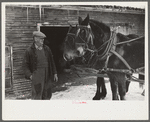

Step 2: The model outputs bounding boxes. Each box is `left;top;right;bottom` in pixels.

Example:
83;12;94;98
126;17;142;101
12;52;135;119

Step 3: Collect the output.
40;26;69;72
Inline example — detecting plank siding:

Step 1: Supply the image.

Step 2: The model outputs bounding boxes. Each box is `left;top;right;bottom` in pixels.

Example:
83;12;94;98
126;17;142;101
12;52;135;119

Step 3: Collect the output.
5;5;145;98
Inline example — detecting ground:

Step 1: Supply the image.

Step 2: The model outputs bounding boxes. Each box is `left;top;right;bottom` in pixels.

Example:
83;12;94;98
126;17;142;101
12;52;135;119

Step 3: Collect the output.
5;70;144;100
51;71;144;100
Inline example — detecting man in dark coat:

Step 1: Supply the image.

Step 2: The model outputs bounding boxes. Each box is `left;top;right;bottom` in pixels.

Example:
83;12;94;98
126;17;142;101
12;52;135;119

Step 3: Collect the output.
23;31;58;100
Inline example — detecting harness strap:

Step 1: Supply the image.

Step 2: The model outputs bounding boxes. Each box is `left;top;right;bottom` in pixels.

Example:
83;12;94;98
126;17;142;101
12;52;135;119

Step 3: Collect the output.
136;67;144;72
97;31;115;60
106;68;133;74
115;36;144;45
136;72;145;75
76;25;94;50
65;33;76;49
104;54;111;69
110;50;132;70
72;24;144;79
129;76;144;83
67;33;75;39
135;67;145;75
102;51;144;76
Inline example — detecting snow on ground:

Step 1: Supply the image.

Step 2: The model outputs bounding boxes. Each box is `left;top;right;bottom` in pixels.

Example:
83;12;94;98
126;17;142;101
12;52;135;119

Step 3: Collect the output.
5;73;145;100
51;76;145;101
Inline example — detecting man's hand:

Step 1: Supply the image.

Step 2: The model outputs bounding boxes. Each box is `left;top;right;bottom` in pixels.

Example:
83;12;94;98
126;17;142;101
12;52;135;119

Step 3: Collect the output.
54;74;58;82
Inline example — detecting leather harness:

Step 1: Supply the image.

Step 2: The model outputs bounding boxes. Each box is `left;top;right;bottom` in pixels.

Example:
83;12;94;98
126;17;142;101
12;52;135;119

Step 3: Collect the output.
65;25;144;80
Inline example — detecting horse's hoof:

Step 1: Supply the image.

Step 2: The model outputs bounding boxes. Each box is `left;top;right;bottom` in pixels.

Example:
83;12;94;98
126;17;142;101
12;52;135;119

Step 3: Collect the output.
93;96;101;100
93;93;101;100
93;93;106;100
100;92;106;99
141;90;145;96
101;96;105;99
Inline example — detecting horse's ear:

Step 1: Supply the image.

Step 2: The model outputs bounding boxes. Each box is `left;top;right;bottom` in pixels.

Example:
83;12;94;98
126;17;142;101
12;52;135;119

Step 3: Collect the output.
78;16;83;25
87;14;89;19
83;14;89;25
70;24;72;28
68;25;72;32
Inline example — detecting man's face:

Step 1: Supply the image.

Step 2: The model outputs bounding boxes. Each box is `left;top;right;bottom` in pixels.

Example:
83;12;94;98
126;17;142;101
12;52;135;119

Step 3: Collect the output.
34;36;44;47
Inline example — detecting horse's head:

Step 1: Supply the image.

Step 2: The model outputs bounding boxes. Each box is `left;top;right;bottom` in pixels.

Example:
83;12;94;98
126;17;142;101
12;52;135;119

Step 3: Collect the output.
62;25;81;61
74;14;95;57
74;14;112;58
63;15;93;61
63;14;111;61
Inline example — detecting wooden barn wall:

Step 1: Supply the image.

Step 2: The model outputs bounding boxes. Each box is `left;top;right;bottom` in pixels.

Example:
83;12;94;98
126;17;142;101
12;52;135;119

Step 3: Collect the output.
78;11;144;36
5;6;145;97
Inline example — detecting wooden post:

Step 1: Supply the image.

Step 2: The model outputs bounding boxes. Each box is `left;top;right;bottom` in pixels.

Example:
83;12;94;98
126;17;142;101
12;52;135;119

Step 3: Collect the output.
10;46;13;87
27;7;28;23
39;5;41;22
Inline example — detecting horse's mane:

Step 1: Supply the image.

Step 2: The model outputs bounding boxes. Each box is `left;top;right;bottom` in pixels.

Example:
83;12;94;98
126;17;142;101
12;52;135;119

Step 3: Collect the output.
89;19;132;43
89;19;110;33
117;33;131;42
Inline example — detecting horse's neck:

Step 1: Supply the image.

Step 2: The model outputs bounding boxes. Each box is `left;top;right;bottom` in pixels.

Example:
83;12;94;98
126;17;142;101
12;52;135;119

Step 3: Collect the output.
103;32;111;42
90;21;111;48
92;31;111;49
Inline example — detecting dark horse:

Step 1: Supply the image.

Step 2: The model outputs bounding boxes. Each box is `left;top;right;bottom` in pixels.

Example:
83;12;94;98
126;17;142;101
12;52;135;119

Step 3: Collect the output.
63;15;144;100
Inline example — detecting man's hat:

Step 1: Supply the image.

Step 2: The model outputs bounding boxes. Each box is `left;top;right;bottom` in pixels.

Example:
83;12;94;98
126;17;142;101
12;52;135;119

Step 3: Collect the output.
33;31;46;38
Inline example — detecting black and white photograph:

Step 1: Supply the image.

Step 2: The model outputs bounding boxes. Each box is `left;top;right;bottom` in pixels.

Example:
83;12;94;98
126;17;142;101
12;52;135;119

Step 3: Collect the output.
2;1;149;120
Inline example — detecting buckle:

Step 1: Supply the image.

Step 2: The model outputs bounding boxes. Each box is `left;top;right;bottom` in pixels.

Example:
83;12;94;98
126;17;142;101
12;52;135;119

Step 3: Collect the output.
99;68;107;74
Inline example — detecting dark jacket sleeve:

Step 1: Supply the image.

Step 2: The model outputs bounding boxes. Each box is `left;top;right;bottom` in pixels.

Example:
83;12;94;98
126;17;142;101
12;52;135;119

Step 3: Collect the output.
48;47;57;75
23;49;32;79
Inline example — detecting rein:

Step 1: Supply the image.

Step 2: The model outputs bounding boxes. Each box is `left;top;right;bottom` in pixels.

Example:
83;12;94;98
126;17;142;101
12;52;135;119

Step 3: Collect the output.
97;31;116;60
75;24;144;79
99;33;144;76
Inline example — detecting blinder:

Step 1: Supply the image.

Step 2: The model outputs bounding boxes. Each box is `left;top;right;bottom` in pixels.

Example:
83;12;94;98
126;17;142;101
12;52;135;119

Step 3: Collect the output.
74;24;94;51
64;24;94;52
64;32;76;49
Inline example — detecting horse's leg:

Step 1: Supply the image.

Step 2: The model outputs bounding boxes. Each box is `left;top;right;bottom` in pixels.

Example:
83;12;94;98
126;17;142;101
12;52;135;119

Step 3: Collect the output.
117;74;126;100
139;74;145;96
109;74;119;100
93;77;106;100
101;77;107;99
109;73;126;100
93;77;102;100
141;89;145;96
126;80;130;93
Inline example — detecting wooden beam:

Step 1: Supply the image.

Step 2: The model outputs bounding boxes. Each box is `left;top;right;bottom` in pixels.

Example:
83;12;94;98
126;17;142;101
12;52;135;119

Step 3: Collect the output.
6;5;145;14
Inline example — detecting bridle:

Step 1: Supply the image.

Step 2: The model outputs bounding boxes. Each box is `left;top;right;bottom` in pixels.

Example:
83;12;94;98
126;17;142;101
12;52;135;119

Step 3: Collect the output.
66;33;75;40
65;25;95;53
64;29;76;49
75;25;95;52
74;24;117;62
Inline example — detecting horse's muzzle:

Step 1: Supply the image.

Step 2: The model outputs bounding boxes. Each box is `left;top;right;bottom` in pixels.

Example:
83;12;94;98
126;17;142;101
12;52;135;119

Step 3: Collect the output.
63;54;73;61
